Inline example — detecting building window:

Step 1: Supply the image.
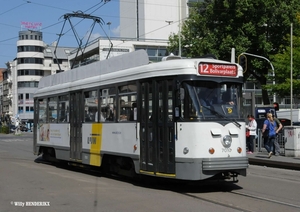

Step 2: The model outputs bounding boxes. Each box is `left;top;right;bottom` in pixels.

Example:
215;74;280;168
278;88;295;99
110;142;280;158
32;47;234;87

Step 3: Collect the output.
25;93;30;100
18;69;44;76
26;106;34;113
135;46;168;62
18;46;43;53
17;58;43;64
18;94;24;104
53;59;63;64
18;81;39;88
18;107;23;114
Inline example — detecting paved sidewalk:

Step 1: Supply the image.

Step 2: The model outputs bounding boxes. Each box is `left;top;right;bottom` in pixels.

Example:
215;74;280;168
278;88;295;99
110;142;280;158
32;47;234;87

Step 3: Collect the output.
248;151;300;171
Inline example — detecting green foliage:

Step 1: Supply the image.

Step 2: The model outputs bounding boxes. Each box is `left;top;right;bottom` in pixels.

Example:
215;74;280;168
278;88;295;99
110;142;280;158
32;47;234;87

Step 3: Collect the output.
266;35;300;97
0;125;9;134
168;0;300;104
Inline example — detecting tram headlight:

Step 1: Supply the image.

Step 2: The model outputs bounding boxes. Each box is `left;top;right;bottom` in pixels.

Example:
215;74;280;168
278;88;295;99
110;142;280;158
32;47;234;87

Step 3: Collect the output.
222;135;232;148
183;147;189;154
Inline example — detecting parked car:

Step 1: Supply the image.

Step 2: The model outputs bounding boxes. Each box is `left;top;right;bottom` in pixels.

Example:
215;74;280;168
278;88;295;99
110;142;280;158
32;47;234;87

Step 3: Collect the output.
10;125;16;133
20;125;28;132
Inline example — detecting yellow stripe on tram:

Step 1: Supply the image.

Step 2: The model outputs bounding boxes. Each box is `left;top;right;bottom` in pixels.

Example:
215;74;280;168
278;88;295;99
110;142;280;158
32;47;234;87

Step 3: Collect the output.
139;170;155;175
155;172;176;178
140;170;176;178
89;123;103;166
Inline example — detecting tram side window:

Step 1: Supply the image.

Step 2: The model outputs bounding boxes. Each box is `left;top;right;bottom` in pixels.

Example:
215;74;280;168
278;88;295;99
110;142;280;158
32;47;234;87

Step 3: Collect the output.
84;90;98;122
118;84;137;122
39;99;47;123
100;87;116;122
58;95;69;123
118;95;137;121
48;97;58;123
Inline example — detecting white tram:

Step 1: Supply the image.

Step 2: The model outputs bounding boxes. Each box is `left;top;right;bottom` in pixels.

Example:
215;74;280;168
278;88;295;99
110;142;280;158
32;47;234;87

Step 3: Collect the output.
33;50;248;181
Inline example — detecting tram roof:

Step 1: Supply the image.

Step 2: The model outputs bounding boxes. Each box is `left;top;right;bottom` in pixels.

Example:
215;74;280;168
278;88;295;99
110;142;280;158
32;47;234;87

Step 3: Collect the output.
35;50;243;97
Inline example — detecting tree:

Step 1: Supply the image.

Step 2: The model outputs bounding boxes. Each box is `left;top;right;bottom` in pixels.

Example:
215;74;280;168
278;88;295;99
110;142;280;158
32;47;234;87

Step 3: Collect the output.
168;0;300;104
266;34;300;99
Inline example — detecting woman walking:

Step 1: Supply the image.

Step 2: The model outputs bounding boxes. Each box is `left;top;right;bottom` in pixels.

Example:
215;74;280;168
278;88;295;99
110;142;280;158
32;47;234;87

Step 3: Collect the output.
262;113;277;158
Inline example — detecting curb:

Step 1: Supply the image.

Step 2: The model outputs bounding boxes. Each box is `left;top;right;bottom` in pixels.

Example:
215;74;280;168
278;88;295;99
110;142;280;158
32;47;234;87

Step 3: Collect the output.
249;157;300;171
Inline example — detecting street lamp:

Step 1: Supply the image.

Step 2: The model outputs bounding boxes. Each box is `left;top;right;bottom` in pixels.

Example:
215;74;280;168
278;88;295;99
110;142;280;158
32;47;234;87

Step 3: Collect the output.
239;52;276;102
290;23;293;125
107;22;111;40
178;0;181;56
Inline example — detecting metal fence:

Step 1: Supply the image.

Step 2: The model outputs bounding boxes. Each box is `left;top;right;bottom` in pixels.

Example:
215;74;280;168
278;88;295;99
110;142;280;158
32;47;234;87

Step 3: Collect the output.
255;129;286;154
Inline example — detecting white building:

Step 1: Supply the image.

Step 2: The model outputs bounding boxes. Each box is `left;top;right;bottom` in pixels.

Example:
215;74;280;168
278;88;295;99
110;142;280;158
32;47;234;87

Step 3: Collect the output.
69;38;170;68
0;68;4;118
1;30;74;128
120;0;190;40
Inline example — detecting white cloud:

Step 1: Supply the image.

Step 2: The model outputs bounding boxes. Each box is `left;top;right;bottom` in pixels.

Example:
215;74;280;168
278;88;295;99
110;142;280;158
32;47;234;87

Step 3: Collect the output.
83;32;101;42
111;25;120;37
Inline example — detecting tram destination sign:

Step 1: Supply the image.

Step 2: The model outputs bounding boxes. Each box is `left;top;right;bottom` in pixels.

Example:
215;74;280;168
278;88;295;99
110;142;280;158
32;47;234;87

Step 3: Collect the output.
198;63;238;77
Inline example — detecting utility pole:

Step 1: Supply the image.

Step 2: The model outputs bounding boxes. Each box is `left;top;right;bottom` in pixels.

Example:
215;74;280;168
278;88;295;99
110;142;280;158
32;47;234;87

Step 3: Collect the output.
178;0;181;56
136;0;139;41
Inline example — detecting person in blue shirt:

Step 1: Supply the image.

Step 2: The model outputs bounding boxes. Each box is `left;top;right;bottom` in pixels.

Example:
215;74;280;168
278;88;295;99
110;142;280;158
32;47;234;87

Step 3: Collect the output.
262;113;277;158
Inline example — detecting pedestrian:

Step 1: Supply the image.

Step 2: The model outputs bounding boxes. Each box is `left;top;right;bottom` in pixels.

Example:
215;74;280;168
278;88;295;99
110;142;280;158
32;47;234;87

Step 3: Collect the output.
272;114;283;156
246;114;257;154
262;113;277;158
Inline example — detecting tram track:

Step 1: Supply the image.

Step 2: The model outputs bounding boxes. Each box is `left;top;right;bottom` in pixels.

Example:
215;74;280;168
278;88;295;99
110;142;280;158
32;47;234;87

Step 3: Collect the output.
180;192;252;212
230;190;300;209
178;188;300;212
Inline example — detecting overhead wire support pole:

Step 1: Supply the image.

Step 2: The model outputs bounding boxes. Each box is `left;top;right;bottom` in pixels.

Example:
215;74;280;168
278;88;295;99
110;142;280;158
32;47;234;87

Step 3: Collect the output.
239;52;276;102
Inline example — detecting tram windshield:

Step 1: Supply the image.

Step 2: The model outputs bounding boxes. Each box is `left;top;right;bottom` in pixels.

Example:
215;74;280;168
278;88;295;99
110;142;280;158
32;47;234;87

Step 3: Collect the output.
180;81;242;121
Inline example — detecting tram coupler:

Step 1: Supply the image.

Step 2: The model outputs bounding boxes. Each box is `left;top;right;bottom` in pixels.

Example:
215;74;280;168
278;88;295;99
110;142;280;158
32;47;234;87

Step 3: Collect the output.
222;172;239;183
231;173;239;183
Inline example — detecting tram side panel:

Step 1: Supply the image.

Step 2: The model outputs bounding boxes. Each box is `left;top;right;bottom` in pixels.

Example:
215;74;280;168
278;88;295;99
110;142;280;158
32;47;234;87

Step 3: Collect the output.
175;122;248;180
82;123;140;169
36;122;140;168
36;124;70;160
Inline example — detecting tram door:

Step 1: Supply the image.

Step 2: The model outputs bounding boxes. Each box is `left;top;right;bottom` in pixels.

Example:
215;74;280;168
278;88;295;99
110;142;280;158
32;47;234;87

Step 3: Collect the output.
70;92;83;160
140;80;175;175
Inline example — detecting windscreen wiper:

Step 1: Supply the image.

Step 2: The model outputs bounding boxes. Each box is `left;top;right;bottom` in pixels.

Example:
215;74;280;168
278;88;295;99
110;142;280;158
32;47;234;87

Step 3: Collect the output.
201;105;242;128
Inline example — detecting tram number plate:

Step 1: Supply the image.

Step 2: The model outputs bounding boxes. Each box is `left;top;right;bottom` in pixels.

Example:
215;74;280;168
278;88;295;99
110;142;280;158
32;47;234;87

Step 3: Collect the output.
222;148;232;152
87;137;96;144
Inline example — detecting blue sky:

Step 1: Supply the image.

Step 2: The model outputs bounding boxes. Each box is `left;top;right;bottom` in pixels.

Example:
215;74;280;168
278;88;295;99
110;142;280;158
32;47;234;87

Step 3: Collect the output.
0;0;120;67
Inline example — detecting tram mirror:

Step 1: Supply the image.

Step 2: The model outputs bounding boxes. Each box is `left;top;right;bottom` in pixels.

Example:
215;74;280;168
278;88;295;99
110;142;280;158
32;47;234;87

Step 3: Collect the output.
180;88;185;100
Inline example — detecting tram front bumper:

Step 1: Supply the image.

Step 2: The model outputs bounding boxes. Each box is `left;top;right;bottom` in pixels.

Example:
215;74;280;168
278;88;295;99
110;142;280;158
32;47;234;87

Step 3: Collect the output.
175;156;248;181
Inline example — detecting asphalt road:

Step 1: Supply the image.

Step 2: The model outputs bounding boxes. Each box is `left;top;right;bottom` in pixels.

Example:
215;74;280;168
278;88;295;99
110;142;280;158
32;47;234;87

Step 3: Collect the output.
1;133;300;212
